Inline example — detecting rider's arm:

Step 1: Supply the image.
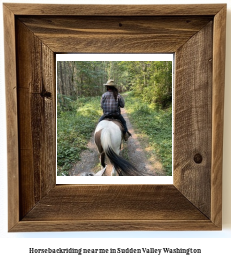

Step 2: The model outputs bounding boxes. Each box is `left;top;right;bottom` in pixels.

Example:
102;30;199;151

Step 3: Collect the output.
100;94;105;109
118;94;125;108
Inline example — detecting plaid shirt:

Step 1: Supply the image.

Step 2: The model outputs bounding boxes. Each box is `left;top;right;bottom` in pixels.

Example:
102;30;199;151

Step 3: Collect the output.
101;91;125;116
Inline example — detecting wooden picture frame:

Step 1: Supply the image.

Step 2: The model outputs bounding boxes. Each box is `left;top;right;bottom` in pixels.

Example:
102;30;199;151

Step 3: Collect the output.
4;3;226;232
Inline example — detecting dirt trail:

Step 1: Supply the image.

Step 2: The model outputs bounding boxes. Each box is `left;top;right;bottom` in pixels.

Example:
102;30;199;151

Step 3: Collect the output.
69;108;165;176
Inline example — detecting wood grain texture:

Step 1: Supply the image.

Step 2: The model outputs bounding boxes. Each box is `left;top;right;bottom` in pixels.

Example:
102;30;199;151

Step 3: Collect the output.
16;20;56;219
18;16;213;53
211;5;226;228
11;220;219;232
174;22;213;218
3;3;225;16
3;4;20;231
22;185;207;221
14;185;219;231
4;3;226;231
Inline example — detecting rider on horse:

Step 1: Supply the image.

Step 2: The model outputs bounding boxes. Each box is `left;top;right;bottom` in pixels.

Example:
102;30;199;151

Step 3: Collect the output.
99;79;132;141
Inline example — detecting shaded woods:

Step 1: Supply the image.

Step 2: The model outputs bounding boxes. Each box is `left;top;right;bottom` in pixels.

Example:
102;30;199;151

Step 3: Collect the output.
57;61;172;176
57;61;172;109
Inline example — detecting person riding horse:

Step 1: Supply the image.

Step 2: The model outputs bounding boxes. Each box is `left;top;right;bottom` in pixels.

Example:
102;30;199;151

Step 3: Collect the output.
99;79;132;141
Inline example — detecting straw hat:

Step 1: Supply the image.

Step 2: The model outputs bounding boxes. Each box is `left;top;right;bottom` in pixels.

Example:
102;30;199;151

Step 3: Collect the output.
103;79;116;87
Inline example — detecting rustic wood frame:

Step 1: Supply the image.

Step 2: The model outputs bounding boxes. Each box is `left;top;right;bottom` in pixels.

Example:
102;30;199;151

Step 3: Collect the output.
4;4;226;232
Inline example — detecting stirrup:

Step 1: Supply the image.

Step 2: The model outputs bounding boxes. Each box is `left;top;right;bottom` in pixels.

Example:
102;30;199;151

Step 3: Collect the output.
124;131;132;141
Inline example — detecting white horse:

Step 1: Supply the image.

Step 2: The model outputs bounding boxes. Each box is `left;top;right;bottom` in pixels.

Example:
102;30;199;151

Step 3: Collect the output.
94;119;139;176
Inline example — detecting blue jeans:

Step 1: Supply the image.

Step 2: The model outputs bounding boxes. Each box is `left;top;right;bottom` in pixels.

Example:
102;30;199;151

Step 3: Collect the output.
99;114;128;133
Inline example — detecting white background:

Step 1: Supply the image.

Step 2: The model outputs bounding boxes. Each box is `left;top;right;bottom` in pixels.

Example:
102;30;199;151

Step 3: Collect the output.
1;0;231;260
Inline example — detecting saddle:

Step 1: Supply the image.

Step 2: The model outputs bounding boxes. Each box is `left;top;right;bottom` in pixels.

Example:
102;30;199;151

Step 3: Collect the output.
104;117;131;141
104;118;124;133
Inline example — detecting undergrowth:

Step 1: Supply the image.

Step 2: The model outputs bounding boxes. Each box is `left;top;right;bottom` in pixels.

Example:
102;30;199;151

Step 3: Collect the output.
125;92;172;176
57;96;102;176
57;93;172;176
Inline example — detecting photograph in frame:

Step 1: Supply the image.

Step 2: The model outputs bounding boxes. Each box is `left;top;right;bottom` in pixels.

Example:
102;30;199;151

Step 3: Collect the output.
56;54;174;185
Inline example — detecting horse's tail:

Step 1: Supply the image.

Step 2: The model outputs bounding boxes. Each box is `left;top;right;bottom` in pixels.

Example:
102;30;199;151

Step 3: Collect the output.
106;146;141;176
101;128;141;176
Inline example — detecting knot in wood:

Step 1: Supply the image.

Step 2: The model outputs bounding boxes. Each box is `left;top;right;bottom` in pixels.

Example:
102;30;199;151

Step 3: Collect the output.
40;90;52;99
194;153;203;164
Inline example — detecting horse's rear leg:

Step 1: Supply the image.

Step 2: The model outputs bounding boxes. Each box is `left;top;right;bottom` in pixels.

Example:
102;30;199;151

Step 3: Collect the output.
100;152;106;168
95;130;106;169
111;166;117;176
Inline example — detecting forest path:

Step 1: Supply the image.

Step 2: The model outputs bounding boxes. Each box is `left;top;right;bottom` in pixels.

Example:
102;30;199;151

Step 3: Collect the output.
69;107;165;176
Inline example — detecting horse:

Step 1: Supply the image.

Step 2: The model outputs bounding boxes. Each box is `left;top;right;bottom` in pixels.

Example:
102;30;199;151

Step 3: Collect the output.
94;119;140;176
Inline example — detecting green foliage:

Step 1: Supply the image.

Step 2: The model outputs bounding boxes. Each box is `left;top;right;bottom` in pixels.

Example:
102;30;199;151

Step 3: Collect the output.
125;92;172;176
129;61;172;109
57;60;173;109
57;94;77;115
57;96;101;176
